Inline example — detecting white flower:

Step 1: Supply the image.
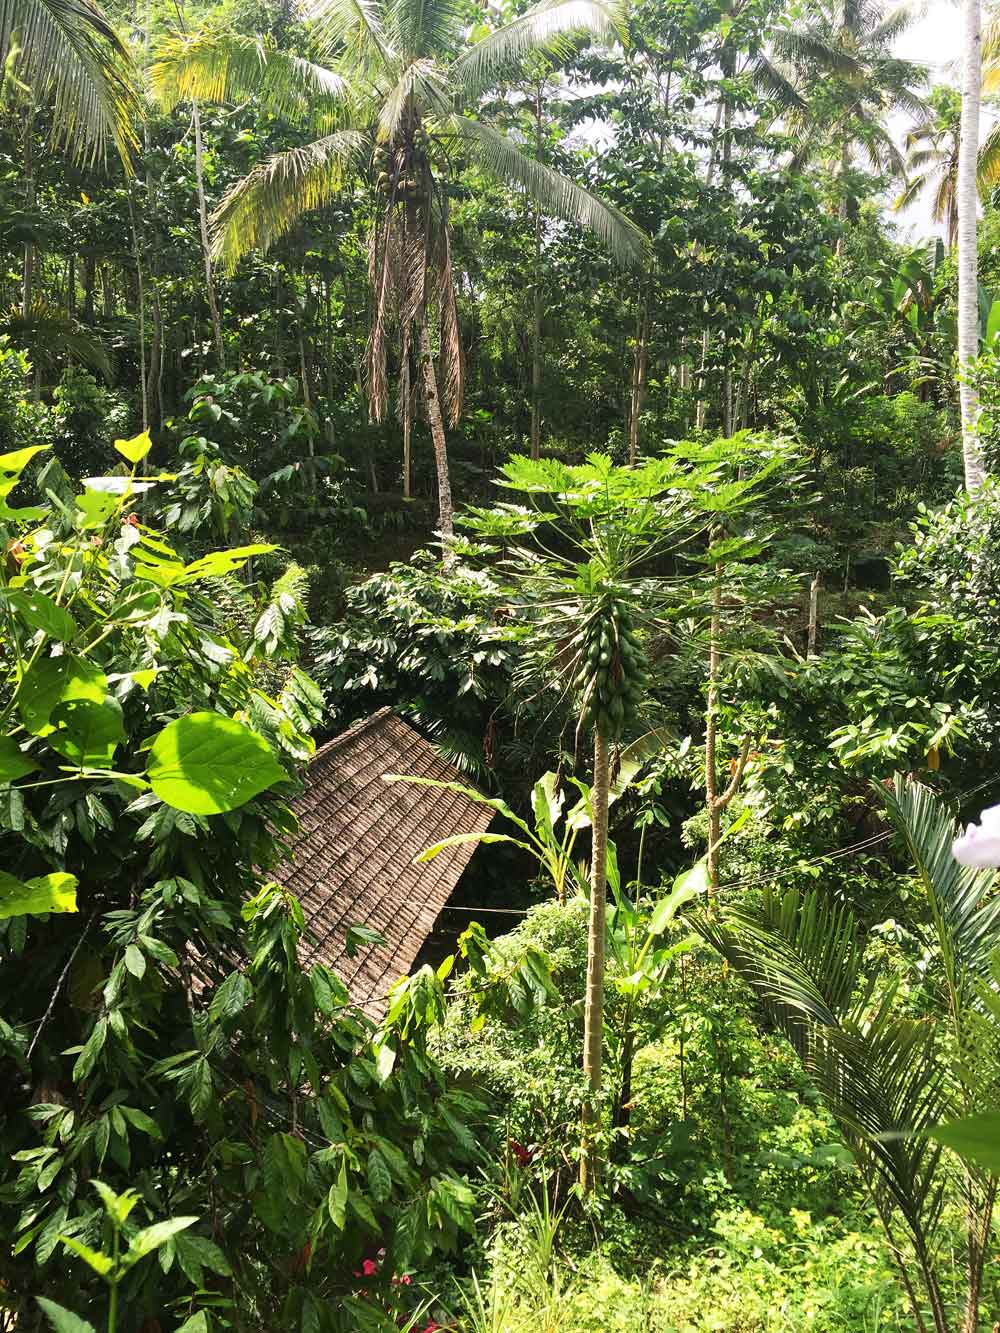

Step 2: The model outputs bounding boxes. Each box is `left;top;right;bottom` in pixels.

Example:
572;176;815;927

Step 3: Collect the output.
952;805;1000;867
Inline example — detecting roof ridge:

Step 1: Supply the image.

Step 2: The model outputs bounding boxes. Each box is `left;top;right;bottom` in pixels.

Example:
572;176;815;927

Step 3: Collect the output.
309;705;395;767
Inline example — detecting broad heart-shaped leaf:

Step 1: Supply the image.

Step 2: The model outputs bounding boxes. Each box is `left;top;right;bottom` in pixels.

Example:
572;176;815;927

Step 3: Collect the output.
0;444;49;475
18;656;107;737
75;487;121;529
928;1113;1000;1173
146;712;285;814
0;588;76;642
114;430;152;464
0;735;39;782
0;871;77;919
36;1297;96;1333
48;697;125;768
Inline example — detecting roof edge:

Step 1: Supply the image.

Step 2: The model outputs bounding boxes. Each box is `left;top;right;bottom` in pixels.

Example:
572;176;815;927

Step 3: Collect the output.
309;706;395;767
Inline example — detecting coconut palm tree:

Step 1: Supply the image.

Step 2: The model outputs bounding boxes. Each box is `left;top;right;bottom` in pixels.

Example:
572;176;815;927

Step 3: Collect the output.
151;0;648;537
0;0;137;164
958;0;984;492
894;84;1000;250
770;1;927;217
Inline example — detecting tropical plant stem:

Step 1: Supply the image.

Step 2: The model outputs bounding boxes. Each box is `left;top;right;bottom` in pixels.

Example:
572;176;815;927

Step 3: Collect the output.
580;726;609;1195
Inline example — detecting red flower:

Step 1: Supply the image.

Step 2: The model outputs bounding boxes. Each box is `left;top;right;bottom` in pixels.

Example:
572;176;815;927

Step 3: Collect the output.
362;1258;379;1276
508;1139;533;1168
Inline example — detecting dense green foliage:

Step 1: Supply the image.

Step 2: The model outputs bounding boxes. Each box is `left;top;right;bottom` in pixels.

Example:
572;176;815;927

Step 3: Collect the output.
6;0;1000;1328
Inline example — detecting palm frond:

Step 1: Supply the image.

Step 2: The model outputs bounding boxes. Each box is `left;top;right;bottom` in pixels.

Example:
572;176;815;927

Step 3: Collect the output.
384;0;464;61
2;299;111;378
770;27;861;78
2;0;139;166
696;885;950;1253
978;121;1000;194
750;54;805;111
868;2;922;50
210;130;368;270
307;0;391;69
892;173;926;213
450;114;647;269
882;778;1000;991
984;13;1000;95
450;0;620;100
377;56;450;140
151;30;352;129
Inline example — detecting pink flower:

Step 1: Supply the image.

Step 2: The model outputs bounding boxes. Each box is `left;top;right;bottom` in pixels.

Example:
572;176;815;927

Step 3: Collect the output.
362;1258;379;1276
953;805;1000;867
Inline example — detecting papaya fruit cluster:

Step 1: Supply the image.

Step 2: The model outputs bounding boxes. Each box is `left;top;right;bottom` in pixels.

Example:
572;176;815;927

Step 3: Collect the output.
571;598;648;739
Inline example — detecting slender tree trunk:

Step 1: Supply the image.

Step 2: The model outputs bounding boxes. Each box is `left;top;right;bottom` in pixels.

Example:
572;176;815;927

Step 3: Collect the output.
127;191;148;431
580;727;610;1195
807;571;820;656
706;571;722;897
401;331;413;498
193;100;225;370
101;266;113;319
628;285;650;466
22;107;35;320
147;280;163;431
959;0;984;490
529;84;545;461
417;313;454;538
83;256;96;322
962;1177;996;1333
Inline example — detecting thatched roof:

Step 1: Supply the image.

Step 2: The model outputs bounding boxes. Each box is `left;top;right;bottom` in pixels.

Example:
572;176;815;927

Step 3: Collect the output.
275;708;493;1011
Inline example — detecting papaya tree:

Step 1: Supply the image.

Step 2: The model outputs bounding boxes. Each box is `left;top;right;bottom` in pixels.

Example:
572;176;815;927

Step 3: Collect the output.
460;449;733;1192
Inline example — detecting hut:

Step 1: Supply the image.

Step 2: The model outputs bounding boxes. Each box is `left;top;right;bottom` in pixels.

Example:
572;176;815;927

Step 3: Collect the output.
274;708;494;1012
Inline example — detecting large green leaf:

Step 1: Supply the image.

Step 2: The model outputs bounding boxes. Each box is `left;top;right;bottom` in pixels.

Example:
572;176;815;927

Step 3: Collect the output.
0;871;78;919
928;1112;1000;1173
17;656;107;737
146;712;285;814
0;589;77;642
48;697;125;768
0;444;49;475
0;736;39;782
649;859;708;934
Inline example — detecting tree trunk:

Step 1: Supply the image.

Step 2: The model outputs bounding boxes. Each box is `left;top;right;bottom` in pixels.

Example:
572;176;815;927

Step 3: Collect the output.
580;726;610;1195
126;190;149;431
530;82;545;461
417;314;454;538
705;570;722;898
807;571;820;656
101;266;114;319
82;256;96;322
959;0;984;490
628;284;650;466
22;107;35;321
193;99;225;370
401;331;413;499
